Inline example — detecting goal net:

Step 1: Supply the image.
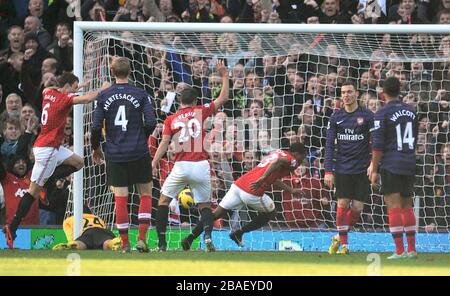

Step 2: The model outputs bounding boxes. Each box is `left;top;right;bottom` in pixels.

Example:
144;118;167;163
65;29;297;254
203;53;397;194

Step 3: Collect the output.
69;23;450;252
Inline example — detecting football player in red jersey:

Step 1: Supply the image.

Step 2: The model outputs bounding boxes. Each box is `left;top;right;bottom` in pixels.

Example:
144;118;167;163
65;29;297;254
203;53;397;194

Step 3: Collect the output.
1;155;39;228
151;60;229;251
181;142;307;250
3;73;109;249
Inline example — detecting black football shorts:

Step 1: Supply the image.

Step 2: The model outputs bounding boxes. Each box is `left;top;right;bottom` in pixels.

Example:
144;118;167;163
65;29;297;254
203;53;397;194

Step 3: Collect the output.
380;169;415;198
76;228;116;249
107;154;152;187
334;172;370;202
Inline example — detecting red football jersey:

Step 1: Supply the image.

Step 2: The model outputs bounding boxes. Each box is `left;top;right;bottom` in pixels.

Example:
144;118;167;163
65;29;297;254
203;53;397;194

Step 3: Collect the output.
281;173;331;228
2;172;39;225
162;102;215;162
235;150;299;197
34;88;75;148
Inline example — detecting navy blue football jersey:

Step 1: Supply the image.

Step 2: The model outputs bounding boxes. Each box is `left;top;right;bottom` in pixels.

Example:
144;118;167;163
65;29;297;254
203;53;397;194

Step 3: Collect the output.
324;106;374;174
92;83;156;162
372;100;418;176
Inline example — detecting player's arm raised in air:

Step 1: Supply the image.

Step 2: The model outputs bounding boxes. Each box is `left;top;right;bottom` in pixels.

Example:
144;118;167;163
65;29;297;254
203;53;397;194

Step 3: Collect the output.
72;82;111;105
212;60;230;112
250;157;290;192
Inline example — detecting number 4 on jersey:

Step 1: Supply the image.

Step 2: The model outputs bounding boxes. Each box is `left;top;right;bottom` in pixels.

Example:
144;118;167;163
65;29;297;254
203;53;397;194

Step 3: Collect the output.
115;105;128;131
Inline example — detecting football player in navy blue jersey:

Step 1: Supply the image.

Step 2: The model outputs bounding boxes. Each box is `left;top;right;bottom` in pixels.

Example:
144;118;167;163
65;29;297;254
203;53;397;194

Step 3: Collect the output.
324;81;374;255
91;57;157;253
368;76;418;260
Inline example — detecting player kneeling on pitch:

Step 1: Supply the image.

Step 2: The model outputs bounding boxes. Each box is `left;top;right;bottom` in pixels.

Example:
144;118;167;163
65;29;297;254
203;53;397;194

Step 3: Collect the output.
181;143;307;250
53;205;121;251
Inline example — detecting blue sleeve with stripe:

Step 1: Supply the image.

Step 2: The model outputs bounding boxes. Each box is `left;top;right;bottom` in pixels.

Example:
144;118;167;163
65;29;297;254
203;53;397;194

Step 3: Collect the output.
142;91;157;128
92;93;105;131
324;112;337;173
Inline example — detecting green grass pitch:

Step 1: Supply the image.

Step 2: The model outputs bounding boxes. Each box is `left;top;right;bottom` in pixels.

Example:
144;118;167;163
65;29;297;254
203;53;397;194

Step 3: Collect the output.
0;250;449;276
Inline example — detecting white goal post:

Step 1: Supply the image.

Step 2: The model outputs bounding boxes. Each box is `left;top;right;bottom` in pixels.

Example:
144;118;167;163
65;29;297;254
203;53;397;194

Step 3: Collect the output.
73;22;450;249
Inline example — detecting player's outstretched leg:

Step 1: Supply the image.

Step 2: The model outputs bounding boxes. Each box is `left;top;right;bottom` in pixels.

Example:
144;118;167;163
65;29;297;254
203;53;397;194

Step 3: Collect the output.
156;195;170;251
4;192;36;249
402;206;417;259
136;194;152;253
43;153;83;204
2;225;15;250
182;207;226;251
334;204;350;255
115;194;130;252
230;211;274;247
388;207;405;259
335;205;363;255
50;164;80;180
199;206;215;252
337;201;362;255
181;222;203;251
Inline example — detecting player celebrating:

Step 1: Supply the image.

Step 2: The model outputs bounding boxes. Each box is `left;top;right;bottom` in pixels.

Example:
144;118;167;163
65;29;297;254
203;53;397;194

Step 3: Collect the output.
324;81;374;255
3;73;109;249
53;206;121;251
368;76;418;259
151;60;229;251
91;57;157;253
181;143;307;250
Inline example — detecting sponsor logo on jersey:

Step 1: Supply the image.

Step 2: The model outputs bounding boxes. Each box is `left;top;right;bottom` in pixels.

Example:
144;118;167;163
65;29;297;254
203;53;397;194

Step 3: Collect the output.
291;160;297;168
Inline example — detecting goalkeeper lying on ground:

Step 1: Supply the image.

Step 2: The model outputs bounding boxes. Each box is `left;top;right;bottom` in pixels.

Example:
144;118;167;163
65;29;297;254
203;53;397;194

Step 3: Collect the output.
53;206;121;251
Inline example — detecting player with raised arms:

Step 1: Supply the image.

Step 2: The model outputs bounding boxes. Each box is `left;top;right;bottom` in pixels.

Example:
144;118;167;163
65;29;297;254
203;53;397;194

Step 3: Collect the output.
151;60;229;251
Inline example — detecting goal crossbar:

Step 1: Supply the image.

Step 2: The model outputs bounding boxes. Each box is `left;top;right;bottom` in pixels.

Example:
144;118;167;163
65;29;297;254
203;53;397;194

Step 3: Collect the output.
73;21;450;242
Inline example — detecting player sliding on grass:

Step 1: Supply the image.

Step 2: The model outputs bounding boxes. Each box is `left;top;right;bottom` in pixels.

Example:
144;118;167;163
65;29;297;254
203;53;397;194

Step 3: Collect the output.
3;73;110;249
181;142;307;250
324;81;374;255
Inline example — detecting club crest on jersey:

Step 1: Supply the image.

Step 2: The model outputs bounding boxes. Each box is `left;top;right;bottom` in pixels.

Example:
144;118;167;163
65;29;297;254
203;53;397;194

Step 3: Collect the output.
357;117;364;125
45;95;56;102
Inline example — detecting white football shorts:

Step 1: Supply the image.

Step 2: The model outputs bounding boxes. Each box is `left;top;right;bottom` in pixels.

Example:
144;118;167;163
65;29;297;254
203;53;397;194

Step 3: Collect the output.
219;184;275;213
161;160;211;204
31;146;74;187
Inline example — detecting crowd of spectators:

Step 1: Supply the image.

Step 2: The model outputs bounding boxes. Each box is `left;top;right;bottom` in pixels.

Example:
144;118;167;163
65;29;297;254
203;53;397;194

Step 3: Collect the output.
0;0;449;232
